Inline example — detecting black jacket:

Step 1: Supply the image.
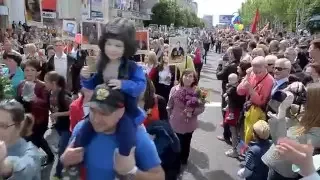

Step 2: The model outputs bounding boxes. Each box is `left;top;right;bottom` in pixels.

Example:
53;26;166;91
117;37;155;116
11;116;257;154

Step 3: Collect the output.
216;61;239;93
46;54;80;93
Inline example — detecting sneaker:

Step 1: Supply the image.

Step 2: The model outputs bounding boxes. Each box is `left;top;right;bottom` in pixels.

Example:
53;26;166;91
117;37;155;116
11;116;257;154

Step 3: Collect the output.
225;149;239;158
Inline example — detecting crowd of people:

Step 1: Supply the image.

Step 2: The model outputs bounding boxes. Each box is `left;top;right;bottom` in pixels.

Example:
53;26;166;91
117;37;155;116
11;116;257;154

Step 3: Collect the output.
0;15;320;180
0;17;210;180
214;30;320;180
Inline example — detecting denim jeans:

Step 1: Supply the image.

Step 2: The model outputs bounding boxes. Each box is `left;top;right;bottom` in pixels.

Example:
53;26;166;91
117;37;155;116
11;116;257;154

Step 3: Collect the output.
55;130;71;178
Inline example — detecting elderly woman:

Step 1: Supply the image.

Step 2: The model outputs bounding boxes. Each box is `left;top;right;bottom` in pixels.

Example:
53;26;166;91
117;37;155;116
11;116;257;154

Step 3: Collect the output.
0;100;41;180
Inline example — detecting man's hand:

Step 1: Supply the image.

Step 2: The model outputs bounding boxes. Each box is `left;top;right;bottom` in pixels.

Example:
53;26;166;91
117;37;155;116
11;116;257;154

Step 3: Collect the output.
60;140;84;167
114;147;136;175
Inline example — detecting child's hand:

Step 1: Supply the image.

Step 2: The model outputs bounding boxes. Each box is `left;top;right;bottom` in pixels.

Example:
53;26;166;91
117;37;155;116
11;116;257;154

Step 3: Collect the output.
108;79;122;90
81;66;91;79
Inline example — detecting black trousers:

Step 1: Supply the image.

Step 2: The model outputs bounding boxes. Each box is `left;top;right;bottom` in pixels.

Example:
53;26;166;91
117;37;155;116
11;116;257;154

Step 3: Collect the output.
25;123;54;161
176;132;193;165
194;63;203;81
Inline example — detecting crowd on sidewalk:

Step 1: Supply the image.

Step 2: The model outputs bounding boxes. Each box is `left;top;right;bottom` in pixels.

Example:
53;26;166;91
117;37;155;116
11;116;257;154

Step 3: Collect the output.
214;30;320;180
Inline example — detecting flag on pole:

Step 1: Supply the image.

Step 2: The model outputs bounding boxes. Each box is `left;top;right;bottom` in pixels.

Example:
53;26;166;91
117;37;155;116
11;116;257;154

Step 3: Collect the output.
251;9;260;34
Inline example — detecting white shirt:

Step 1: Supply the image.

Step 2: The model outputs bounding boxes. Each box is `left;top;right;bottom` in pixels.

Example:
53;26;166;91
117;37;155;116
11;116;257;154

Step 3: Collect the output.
54;53;68;80
158;66;171;86
300;172;320;180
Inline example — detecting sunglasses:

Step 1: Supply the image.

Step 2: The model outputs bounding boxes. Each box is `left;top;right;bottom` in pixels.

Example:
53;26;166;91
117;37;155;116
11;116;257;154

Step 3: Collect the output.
268;63;274;66
274;67;287;71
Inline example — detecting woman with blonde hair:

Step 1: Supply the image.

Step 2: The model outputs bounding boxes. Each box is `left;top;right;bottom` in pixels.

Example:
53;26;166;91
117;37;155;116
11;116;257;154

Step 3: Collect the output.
145;51;158;79
262;83;320;180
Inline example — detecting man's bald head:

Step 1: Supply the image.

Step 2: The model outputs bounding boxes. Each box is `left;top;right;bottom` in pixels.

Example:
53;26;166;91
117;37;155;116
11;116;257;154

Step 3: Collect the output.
275;58;291;69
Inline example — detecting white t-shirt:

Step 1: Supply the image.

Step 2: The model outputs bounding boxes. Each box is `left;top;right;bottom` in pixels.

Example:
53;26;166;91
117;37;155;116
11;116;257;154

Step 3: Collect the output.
54;53;68;80
158;66;171;86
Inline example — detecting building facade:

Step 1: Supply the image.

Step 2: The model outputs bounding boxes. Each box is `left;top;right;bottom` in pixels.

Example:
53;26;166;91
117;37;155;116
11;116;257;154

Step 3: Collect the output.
203;15;213;28
109;0;151;27
191;1;198;15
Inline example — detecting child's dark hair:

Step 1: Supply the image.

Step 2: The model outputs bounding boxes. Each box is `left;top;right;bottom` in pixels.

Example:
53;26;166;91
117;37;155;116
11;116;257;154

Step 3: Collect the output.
97;17;136;74
24;59;41;71
45;71;66;89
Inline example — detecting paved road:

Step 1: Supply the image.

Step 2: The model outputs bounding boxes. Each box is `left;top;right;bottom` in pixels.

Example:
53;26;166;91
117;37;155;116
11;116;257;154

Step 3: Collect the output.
181;51;242;180
41;51;241;180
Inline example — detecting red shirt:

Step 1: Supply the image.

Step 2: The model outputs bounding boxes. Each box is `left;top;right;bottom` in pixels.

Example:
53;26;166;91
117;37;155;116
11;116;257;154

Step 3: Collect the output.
69;95;86;180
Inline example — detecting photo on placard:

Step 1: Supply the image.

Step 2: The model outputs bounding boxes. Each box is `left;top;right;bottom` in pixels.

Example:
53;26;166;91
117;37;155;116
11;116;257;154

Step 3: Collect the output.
81;0;91;20
62;20;77;39
25;0;43;26
82;22;99;45
169;36;187;64
90;0;104;19
136;30;149;54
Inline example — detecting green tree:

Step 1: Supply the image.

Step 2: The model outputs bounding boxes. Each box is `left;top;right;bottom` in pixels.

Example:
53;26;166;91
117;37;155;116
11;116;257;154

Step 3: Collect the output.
173;4;188;27
151;0;175;26
239;0;320;31
150;0;203;28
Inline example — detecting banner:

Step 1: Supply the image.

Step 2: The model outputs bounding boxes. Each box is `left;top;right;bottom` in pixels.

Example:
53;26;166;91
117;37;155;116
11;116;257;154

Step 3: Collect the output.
82;21;99;49
25;0;43;26
81;0;91;20
169;36;187;64
136;30;149;54
62;20;77;40
90;0;103;19
41;0;57;11
219;15;234;24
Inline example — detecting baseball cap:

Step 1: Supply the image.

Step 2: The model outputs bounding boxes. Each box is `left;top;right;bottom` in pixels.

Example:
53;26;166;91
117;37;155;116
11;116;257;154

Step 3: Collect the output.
87;84;125;114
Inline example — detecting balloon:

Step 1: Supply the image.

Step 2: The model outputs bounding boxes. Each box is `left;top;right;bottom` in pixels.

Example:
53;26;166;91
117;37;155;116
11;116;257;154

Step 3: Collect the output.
234;24;239;30
239;24;244;31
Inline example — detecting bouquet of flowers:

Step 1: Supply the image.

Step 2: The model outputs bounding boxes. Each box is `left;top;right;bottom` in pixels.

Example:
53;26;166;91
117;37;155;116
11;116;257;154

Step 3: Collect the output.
0;75;14;100
176;87;208;118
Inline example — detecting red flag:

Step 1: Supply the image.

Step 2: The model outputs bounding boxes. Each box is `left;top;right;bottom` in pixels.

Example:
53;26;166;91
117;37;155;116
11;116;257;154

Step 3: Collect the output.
251;9;260;34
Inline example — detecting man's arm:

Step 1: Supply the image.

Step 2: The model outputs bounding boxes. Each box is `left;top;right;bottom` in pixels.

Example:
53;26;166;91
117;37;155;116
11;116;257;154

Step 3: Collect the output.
120;166;164;180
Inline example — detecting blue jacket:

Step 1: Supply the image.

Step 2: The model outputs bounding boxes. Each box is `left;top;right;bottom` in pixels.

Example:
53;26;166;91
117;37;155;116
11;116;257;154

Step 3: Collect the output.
245;139;272;180
81;59;146;124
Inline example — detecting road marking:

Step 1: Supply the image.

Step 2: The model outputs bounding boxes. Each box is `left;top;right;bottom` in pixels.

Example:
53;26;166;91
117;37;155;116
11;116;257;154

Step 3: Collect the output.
205;101;222;107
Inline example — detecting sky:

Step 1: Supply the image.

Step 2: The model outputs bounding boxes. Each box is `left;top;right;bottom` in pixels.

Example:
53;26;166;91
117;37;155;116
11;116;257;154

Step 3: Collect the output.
194;0;245;25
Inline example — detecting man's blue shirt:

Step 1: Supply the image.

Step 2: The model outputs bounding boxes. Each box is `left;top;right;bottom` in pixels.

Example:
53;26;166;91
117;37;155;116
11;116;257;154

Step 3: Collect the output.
71;120;161;180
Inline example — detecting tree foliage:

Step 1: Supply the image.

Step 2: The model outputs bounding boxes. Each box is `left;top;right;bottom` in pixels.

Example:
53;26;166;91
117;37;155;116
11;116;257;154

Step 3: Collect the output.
151;0;204;28
239;0;320;31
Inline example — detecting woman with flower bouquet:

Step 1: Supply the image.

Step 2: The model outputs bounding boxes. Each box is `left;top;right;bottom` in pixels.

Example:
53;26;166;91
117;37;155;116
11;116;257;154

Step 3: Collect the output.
167;69;206;169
